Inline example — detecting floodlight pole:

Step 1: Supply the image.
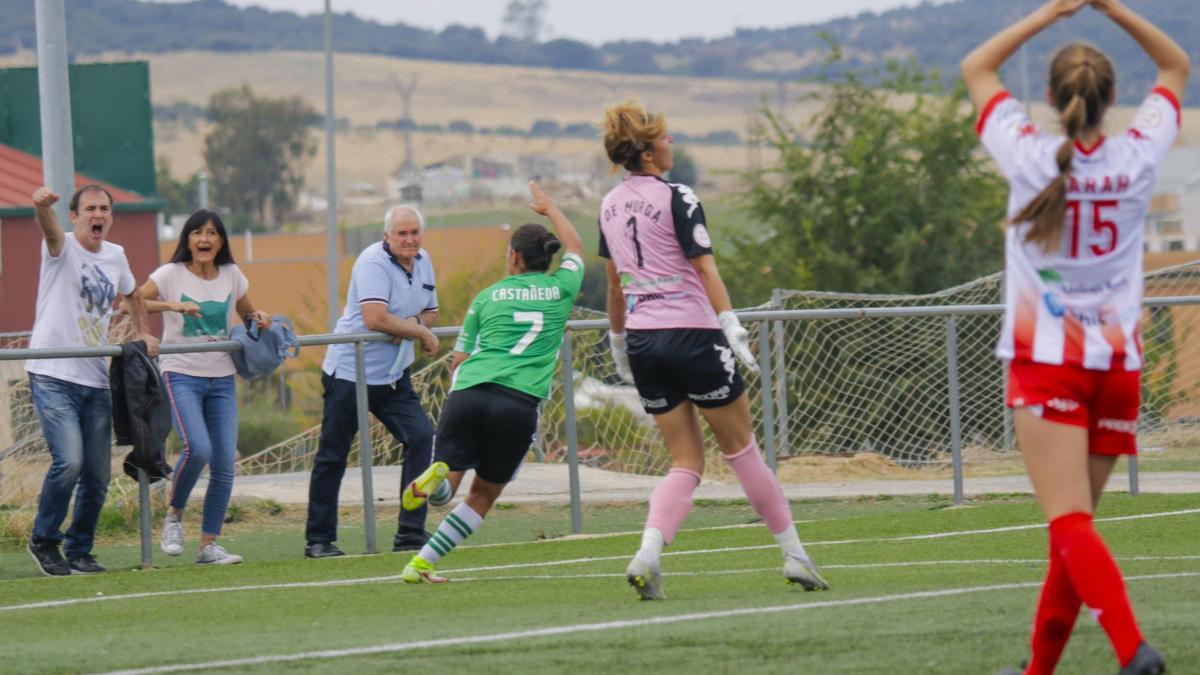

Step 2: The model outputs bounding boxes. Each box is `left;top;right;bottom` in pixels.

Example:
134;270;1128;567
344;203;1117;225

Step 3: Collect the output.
324;0;340;329
35;0;74;224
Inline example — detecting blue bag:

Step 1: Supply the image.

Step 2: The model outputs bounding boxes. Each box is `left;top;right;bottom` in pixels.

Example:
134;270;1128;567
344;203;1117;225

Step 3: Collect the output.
229;315;300;379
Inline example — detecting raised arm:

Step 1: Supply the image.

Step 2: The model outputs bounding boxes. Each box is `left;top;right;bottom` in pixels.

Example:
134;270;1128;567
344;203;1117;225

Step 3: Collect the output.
32;187;66;257
1092;0;1189;99
527;181;584;258
960;0;1088;110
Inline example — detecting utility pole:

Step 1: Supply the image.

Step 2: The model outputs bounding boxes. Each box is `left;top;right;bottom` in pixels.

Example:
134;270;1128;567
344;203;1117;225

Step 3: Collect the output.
394;75;420;184
324;0;339;329
35;0;74;225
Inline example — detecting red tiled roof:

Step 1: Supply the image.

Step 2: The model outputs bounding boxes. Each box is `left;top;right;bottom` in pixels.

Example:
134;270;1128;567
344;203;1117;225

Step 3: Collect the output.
0;143;145;208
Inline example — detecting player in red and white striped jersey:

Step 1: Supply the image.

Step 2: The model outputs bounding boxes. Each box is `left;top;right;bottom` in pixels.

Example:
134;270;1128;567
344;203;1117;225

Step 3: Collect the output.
963;1;1188;673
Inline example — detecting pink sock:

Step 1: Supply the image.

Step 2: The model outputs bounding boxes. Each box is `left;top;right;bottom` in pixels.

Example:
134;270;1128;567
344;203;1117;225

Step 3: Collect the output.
645;468;701;545
723;440;793;535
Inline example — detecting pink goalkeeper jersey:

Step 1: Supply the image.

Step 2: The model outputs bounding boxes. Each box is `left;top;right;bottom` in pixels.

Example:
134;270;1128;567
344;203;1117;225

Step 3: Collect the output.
979;87;1181;371
598;174;720;330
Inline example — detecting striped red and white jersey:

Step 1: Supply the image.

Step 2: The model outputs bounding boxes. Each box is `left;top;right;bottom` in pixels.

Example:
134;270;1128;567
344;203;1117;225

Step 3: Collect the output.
979;87;1181;371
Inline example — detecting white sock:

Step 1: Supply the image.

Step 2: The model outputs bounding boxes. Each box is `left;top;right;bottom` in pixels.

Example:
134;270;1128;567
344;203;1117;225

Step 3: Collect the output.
417;503;484;564
774;526;808;559
637;527;664;567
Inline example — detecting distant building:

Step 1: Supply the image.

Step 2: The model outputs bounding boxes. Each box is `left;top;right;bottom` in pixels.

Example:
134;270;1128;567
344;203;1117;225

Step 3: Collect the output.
1145;147;1200;253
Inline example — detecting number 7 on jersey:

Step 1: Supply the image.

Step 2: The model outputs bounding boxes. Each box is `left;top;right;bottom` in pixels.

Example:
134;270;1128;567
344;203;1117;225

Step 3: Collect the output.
510;311;544;355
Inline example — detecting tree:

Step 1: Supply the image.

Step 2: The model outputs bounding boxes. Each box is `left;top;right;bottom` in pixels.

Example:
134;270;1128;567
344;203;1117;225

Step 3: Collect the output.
155;156;199;218
727;53;1007;303
500;0;547;43
667;147;698;186
203;86;318;228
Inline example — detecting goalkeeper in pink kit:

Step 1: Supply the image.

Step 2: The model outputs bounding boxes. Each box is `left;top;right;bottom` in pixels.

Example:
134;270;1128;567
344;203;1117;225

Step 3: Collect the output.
598;100;828;600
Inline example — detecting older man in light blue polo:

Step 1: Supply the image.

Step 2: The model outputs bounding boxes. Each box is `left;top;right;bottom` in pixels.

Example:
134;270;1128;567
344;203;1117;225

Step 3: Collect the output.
305;204;441;557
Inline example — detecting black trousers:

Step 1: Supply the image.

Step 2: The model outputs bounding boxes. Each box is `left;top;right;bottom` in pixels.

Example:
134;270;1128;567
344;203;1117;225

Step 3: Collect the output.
305;369;434;544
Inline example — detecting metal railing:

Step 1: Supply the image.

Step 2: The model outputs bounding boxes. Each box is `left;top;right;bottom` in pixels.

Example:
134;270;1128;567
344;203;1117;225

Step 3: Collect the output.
4;296;1200;564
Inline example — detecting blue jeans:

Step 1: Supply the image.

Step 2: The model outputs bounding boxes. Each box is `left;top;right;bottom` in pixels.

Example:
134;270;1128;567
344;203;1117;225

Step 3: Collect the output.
163;372;238;537
29;373;113;557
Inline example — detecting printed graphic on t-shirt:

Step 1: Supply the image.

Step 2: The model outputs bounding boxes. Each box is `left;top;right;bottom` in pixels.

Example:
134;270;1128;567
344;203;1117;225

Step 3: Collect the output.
181;292;233;337
77;262;117;347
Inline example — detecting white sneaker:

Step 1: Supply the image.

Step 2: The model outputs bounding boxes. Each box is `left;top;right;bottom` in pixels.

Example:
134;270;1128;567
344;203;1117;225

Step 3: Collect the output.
626;554;664;601
160;517;184;556
784;553;829;591
196;543;243;565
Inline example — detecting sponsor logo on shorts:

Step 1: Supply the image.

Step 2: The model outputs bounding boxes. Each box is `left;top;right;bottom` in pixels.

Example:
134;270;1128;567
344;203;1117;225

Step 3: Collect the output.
688;385;731;402
640;396;669;409
1045;398;1081;413
1097;418;1137;435
714;344;736;384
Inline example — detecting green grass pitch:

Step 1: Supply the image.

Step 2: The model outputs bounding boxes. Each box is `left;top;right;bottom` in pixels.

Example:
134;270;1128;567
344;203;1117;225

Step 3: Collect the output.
1;493;1198;674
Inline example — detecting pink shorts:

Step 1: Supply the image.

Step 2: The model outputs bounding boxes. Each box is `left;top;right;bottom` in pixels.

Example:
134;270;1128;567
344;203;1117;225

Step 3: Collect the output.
1006;360;1140;456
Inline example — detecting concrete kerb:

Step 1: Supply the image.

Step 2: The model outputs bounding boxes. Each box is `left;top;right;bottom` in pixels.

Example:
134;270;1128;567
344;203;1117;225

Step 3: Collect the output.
208;464;1200;506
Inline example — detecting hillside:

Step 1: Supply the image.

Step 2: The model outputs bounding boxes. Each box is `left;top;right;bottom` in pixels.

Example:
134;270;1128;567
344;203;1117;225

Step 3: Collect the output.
0;0;1197;104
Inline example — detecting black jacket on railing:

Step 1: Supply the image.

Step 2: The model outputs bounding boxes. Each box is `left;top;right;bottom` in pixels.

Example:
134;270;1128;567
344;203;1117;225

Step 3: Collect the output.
110;341;173;483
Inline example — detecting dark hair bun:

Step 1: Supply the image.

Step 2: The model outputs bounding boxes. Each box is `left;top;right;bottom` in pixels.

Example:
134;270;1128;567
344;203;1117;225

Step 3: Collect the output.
543;237;562;255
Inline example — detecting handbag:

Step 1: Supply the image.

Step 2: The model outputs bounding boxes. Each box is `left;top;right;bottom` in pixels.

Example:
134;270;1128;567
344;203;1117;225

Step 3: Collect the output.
228;315;300;379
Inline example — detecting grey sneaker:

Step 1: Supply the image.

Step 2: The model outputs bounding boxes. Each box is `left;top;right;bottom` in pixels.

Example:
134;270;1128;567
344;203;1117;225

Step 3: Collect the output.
1119;643;1166;675
160;516;184;556
784;553;830;591
196;543;243;565
626;554;665;601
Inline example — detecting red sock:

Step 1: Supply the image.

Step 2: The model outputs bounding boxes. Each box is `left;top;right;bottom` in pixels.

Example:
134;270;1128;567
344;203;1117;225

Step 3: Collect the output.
1049;512;1143;667
1025;544;1081;675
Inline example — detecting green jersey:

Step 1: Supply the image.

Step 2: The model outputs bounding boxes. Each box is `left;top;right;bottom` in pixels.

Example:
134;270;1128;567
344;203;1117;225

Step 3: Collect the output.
453;252;584;399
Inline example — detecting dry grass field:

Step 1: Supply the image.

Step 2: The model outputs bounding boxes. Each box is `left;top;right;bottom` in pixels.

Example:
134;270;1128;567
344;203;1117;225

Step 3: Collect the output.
2;48;1196;201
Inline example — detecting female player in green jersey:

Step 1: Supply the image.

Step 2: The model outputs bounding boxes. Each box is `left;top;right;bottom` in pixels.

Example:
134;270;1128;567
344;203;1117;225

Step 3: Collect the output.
401;181;584;583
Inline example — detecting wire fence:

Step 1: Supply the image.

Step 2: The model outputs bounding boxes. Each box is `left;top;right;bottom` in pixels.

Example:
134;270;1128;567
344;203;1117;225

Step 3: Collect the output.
5;263;1200;533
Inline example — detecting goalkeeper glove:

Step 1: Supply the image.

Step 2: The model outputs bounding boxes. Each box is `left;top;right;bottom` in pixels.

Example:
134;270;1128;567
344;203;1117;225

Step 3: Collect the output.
609;332;635;383
718;311;759;374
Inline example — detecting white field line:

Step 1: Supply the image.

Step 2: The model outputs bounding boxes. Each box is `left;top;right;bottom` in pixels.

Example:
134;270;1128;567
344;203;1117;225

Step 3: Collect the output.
98;571;1200;675
5;554;1199;613
3;507;1197;612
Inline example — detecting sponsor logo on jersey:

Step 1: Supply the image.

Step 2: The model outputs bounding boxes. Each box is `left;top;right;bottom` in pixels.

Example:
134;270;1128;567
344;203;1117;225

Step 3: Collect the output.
640;396;669;409
1045;398;1081;413
692;224;712;248
1133;104;1162;130
669;182;701;218
626;291;688;313
1042;292;1066;318
714;343;736;384
688;385;731;402
1097;418;1138;435
622;274;682;290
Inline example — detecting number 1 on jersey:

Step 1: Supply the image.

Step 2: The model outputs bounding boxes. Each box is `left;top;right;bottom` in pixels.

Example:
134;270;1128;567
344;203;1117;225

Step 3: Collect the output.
511;311;544;355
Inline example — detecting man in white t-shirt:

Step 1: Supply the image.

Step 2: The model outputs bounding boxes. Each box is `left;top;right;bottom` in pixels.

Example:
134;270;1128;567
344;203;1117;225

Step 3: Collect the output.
24;185;159;577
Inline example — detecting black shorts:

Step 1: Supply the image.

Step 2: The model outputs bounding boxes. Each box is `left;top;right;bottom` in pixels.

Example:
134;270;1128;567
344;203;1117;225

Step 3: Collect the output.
434;382;540;484
627;328;746;415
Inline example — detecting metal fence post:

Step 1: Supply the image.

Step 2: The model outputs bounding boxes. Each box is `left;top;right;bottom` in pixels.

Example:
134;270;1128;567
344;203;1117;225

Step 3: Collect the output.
758;320;778;472
354;340;378;553
945;315;965;505
771;288;788;456
137;468;153;569
1128;454;1140;496
560;332;582;534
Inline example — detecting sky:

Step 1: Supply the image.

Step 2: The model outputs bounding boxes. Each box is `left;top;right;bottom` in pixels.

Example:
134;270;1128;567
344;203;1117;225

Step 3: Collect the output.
150;0;949;44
